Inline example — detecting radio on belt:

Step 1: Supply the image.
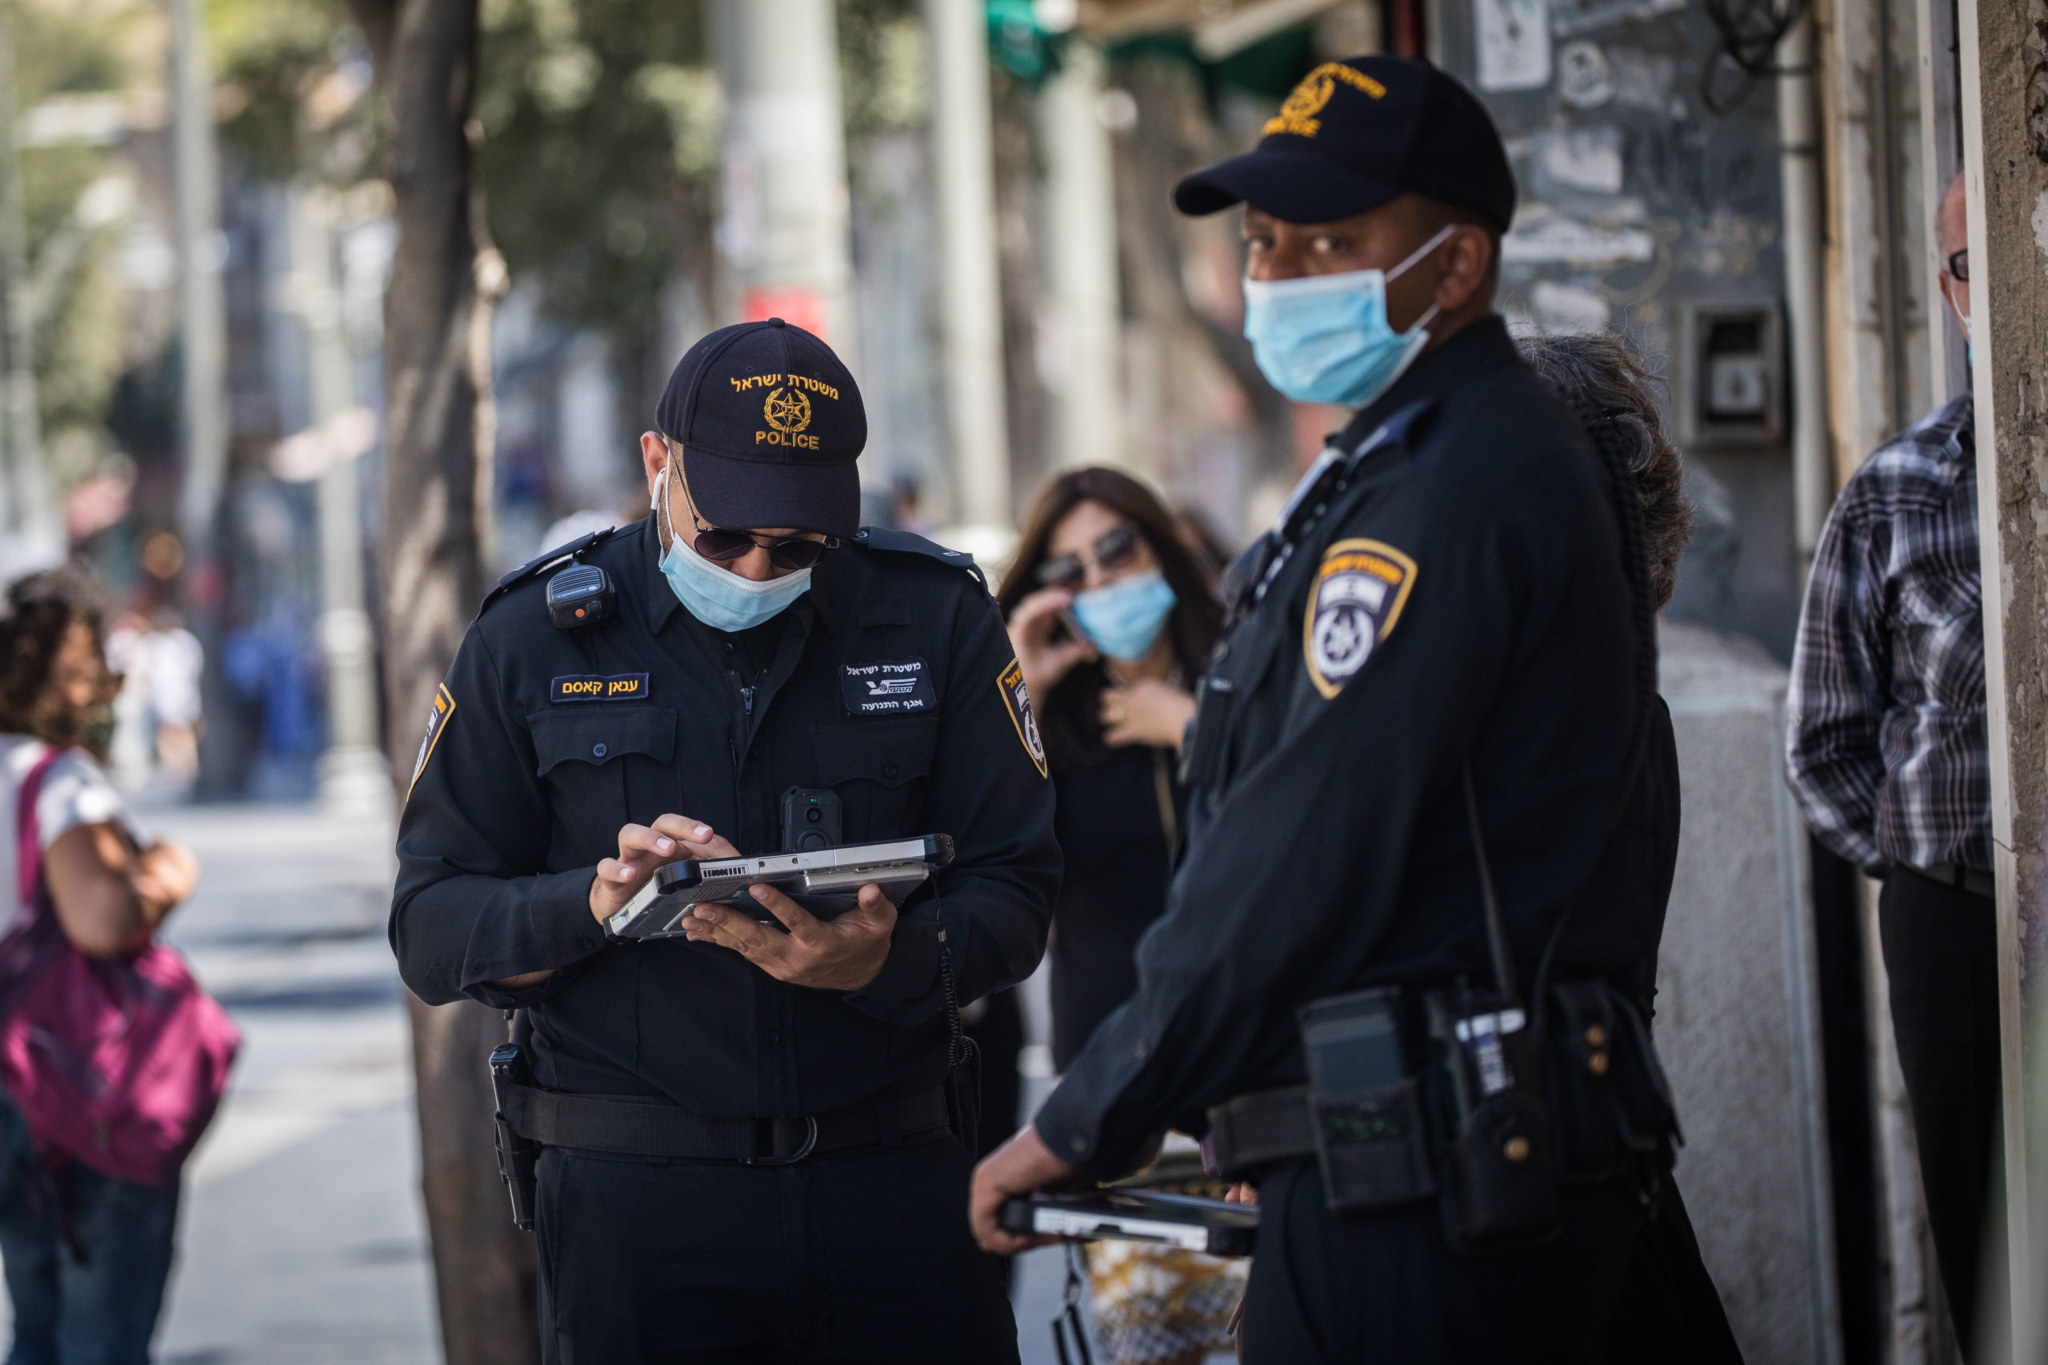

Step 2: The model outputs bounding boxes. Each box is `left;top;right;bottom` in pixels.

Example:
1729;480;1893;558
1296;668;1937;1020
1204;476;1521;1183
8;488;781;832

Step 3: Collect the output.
547;561;615;629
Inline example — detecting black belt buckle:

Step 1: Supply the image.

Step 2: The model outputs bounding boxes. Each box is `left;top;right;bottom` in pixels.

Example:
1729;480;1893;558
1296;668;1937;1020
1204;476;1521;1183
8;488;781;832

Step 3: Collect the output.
741;1116;819;1166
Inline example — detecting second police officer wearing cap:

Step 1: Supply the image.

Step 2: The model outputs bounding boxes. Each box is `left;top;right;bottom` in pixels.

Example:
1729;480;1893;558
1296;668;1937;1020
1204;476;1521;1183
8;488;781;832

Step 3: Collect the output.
391;318;1059;1362
971;56;1678;1361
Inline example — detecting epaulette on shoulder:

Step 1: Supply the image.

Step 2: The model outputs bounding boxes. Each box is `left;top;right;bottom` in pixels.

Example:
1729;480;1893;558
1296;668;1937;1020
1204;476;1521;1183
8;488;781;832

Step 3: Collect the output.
848;526;989;592
1348;396;1440;464
477;525;620;618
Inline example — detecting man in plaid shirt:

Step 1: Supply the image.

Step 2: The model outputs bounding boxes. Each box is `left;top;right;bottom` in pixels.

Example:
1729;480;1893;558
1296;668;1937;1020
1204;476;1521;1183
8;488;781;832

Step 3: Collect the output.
1786;172;1995;1352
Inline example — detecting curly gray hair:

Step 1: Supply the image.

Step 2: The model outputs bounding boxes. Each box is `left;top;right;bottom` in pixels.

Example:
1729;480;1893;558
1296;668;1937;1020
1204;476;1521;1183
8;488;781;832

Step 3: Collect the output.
1517;332;1694;610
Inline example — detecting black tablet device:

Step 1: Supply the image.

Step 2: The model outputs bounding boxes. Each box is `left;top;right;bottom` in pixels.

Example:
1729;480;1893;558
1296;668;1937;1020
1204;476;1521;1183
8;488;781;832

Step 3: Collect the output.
603;835;954;940
997;1190;1259;1257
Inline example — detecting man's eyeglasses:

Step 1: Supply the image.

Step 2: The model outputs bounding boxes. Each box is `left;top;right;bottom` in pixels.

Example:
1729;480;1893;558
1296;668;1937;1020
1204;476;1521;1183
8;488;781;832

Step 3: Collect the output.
1947;248;1968;283
1036;523;1142;591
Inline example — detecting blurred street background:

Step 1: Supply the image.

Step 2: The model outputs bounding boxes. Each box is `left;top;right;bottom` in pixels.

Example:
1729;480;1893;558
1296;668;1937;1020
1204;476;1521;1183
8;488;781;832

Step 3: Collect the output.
0;0;2042;1362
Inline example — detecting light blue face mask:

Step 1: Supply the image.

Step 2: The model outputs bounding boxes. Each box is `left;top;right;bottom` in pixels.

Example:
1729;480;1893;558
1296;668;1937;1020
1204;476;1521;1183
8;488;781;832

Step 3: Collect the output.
656;465;814;632
1071;570;1177;663
1242;224;1456;408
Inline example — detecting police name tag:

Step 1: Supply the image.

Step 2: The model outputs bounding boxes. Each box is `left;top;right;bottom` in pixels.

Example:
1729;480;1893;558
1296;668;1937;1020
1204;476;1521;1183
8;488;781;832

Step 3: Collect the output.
551;673;649;703
841;658;937;716
1304;539;1416;698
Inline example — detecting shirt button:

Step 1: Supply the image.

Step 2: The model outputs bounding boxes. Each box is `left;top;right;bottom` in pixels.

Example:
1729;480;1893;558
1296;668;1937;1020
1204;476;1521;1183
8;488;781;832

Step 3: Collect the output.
721;642;734;655
592;742;608;758
1135;1040;1148;1060
1070;1135;1088;1154
883;762;899;779
767;1032;782;1044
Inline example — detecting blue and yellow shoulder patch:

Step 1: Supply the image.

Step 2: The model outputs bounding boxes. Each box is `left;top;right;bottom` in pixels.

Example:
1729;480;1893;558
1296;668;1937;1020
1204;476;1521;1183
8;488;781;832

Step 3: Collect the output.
996;658;1048;777
1303;539;1416;698
407;684;456;798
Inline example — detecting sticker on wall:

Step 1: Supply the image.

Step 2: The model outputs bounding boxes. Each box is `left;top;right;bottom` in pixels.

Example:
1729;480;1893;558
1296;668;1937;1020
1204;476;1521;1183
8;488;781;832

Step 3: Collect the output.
1475;0;1551;91
1556;40;1615;107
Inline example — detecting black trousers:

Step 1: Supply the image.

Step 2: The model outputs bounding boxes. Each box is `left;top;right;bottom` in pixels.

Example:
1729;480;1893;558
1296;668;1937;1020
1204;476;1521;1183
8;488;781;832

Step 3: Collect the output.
535;1132;1018;1364
1238;1157;1642;1364
1605;1174;1746;1364
1879;866;2002;1353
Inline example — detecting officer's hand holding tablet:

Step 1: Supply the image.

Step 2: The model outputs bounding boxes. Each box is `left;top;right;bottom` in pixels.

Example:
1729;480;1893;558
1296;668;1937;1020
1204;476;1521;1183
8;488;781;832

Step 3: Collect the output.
587;812;908;992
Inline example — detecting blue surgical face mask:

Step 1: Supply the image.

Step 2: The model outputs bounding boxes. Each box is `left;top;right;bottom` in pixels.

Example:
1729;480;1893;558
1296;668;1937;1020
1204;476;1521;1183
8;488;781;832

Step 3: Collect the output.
1241;224;1456;409
1071;570;1177;663
656;465;813;632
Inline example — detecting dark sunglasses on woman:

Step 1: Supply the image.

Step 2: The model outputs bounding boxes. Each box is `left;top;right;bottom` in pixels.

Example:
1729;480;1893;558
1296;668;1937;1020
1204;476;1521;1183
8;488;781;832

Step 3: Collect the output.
1036;523;1141;591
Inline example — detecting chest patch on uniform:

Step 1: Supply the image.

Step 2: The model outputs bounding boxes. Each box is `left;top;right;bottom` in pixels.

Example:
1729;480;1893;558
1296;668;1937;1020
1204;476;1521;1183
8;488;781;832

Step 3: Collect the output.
406;684;456;799
550;673;649;703
997;658;1049;778
1304;539;1417;698
840;658;938;715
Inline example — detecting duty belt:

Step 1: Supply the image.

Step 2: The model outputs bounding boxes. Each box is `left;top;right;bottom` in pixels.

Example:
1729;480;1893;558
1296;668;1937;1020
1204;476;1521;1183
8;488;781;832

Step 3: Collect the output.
1205;1085;1316;1178
498;1082;951;1164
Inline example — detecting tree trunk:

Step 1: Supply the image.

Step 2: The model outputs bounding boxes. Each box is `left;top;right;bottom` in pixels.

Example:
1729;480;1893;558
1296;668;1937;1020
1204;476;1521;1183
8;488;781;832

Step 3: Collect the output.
346;2;537;1361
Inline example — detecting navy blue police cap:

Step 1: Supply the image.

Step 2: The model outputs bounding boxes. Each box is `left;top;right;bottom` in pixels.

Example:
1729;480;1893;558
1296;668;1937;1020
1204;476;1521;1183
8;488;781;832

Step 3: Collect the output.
1175;56;1515;232
654;318;867;539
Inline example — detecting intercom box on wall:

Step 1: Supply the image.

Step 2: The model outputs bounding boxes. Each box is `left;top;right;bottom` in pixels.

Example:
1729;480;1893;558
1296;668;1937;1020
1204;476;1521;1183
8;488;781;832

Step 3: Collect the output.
1678;302;1784;449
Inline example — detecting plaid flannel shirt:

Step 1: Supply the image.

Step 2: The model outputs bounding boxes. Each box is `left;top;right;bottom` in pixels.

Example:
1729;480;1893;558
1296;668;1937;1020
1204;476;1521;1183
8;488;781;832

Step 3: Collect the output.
1786;393;1989;877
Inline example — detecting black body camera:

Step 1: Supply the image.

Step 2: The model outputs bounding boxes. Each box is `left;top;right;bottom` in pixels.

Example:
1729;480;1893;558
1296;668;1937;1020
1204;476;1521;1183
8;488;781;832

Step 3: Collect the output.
780;787;843;852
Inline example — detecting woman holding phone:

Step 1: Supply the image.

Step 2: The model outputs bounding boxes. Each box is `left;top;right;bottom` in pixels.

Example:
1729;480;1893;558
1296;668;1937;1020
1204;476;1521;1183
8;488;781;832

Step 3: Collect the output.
998;467;1234;1365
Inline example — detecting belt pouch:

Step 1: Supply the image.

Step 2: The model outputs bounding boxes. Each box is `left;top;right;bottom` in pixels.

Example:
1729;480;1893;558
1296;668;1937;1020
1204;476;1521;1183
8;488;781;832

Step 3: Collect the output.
1425;988;1562;1254
1546;980;1623;1181
1299;989;1436;1213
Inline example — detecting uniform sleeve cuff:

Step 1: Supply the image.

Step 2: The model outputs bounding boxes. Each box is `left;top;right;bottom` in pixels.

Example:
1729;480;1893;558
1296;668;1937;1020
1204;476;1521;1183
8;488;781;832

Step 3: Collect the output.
460;866;611;996
1033;1086;1107;1173
841;912;939;1019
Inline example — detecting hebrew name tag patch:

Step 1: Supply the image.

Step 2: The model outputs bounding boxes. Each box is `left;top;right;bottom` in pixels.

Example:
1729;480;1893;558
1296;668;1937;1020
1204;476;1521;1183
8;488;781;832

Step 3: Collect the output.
551;673;650;703
841;658;938;716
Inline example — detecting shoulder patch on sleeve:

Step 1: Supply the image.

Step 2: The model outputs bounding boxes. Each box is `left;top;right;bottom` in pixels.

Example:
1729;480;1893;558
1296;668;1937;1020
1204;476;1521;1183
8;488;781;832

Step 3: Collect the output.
406;684;457;799
1303;538;1417;699
996;659;1049;777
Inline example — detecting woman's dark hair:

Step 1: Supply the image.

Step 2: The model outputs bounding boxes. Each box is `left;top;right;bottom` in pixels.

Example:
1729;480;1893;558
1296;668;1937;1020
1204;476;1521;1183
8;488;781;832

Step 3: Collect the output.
1517;332;1694;610
997;466;1225;675
0;565;113;750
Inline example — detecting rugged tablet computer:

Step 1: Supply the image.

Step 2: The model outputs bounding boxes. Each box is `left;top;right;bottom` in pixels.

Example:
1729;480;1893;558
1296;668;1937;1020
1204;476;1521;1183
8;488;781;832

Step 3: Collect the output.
603;835;954;940
998;1190;1259;1257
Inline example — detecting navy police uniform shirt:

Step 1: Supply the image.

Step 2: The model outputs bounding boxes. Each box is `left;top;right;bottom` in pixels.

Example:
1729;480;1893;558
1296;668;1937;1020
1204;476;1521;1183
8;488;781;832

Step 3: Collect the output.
390;520;1060;1119
1034;316;1655;1176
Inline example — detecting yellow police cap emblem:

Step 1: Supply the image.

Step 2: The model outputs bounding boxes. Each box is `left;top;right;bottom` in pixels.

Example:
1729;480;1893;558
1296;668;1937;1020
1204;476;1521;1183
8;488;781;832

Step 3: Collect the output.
1263;62;1389;139
764;387;812;434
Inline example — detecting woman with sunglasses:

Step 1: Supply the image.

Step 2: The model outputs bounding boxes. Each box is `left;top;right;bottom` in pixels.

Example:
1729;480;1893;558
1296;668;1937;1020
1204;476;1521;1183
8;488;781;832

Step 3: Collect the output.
996;468;1233;1365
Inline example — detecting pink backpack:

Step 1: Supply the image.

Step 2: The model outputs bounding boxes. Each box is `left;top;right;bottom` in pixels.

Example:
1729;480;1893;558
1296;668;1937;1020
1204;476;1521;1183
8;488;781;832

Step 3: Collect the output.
0;747;240;1188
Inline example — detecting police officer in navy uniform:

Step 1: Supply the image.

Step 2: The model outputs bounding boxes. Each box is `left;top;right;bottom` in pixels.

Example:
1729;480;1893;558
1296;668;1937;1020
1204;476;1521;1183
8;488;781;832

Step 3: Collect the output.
971;57;1669;1362
393;318;1056;1363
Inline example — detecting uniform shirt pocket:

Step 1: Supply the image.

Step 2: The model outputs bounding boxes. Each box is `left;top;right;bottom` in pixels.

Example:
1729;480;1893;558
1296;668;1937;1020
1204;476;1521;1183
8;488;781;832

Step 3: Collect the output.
527;708;679;862
811;717;939;843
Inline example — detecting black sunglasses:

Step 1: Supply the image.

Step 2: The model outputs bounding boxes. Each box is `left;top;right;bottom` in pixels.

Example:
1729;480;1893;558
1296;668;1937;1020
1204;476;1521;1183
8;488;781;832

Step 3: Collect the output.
1947;248;1968;283
667;455;838;570
689;517;837;571
1036;524;1142;590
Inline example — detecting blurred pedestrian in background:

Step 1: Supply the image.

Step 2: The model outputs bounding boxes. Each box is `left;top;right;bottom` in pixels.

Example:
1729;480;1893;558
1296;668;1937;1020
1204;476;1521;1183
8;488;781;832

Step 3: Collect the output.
997;467;1238;1365
0;566;203;1364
